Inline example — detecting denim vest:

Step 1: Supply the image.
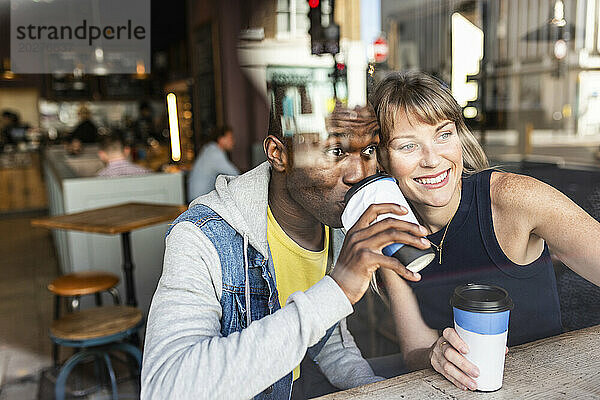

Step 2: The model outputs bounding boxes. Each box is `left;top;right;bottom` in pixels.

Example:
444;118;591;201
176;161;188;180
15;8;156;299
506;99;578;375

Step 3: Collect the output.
168;204;335;400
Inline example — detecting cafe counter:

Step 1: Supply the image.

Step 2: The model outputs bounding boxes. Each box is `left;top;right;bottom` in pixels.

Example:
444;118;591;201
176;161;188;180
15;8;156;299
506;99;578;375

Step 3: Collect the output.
0;150;47;212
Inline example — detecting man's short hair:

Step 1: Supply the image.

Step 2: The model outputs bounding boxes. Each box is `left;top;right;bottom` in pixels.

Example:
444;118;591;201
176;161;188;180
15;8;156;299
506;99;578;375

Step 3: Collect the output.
326;102;379;137
2;111;19;124
268;86;378;141
139;101;151;113
210;126;233;142
100;131;126;153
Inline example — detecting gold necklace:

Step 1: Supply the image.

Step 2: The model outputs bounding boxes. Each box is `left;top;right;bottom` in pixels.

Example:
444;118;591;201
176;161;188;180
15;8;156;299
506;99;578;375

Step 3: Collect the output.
428;211;457;264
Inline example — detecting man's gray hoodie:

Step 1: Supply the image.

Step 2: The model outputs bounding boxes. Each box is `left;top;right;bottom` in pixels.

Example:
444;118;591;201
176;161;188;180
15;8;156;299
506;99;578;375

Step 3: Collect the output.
141;162;383;399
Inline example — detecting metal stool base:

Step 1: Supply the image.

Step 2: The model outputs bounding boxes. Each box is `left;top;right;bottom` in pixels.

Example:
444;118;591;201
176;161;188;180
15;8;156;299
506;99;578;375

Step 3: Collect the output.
53;342;142;400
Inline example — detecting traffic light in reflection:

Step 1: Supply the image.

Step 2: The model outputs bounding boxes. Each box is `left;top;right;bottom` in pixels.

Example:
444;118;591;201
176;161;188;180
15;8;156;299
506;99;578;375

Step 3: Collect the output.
333;62;346;79
308;0;322;54
308;0;339;55
329;62;346;100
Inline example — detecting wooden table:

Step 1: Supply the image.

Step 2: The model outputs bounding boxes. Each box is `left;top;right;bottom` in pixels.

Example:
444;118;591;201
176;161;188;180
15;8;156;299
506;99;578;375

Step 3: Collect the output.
319;324;600;399
32;202;187;307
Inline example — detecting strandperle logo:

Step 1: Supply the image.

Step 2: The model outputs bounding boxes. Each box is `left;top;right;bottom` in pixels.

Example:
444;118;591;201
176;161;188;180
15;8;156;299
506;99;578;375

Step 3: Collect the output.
11;0;150;74
15;20;147;47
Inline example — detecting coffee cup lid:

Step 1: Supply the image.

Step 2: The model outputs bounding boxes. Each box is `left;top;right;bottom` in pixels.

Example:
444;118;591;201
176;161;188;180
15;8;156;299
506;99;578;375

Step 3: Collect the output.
344;173;395;204
451;284;513;313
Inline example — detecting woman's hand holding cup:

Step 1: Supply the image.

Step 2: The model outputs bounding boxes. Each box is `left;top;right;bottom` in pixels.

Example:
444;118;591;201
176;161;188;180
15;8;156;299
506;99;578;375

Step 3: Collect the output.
429;327;479;391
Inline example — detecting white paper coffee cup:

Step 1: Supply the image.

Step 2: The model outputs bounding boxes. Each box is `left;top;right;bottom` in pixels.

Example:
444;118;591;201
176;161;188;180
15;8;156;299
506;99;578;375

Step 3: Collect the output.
341;173;435;273
451;284;514;391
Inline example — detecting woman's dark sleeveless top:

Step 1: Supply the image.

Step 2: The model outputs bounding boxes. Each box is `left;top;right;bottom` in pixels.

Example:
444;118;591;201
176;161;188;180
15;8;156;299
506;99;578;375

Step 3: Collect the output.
408;169;563;346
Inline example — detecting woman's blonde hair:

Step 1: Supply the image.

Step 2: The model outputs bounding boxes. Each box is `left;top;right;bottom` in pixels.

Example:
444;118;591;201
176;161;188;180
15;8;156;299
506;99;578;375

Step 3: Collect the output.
370;70;488;175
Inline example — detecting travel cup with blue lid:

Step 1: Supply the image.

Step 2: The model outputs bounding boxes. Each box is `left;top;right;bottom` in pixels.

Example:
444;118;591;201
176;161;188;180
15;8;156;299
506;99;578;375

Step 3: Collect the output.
451;284;514;391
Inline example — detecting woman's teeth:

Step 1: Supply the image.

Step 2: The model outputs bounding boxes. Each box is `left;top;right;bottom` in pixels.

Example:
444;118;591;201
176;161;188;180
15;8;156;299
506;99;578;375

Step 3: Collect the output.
415;170;448;185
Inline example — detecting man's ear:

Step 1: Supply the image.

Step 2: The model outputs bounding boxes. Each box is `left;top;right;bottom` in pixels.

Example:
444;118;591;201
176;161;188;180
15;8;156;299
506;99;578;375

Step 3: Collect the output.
264;135;289;172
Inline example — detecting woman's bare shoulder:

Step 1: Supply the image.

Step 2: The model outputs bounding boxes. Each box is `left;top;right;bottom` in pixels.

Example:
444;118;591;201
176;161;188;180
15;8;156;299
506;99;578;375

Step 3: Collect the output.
488;172;552;255
489;171;569;227
489;171;546;209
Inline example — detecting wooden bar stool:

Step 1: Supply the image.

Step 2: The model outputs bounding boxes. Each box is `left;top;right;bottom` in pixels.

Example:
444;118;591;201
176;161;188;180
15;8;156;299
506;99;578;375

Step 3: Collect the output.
48;271;121;365
50;305;143;400
48;271;121;311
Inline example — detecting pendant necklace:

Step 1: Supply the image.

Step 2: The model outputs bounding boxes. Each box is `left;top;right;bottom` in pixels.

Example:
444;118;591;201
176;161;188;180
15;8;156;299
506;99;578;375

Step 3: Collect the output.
428;211;457;265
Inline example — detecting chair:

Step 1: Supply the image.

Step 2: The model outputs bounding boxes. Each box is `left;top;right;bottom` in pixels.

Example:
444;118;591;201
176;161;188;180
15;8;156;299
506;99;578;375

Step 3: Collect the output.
48;271;121;365
50;305;143;400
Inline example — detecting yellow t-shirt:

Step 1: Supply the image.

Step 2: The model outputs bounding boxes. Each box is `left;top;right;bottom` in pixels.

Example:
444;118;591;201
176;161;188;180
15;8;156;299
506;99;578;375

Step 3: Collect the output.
267;206;329;381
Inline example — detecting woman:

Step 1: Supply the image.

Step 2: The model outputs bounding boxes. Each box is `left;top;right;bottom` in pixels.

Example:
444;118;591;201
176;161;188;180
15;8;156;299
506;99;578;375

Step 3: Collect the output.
370;71;600;391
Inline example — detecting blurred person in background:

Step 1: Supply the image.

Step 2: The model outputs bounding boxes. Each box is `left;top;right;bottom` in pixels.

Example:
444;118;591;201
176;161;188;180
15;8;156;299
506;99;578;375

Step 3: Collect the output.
187;125;239;200
141;103;427;399
97;132;150;177
0;110;29;148
71;105;98;144
134;101;160;145
68;105;98;155
0;110;18;149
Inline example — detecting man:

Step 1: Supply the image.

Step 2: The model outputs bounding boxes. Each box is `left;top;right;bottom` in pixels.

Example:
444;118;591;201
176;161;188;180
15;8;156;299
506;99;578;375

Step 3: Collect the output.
141;103;428;399
96;134;150;177
133;101;160;145
67;105;98;155
0;111;18;149
187;126;239;200
71;105;98;144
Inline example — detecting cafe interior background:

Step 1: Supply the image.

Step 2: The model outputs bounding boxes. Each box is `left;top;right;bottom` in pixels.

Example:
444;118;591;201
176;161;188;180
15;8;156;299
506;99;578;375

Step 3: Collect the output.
0;0;599;398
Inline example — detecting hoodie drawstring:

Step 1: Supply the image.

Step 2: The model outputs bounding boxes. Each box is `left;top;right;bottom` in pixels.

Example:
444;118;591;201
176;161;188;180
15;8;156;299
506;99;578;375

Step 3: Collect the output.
243;234;252;327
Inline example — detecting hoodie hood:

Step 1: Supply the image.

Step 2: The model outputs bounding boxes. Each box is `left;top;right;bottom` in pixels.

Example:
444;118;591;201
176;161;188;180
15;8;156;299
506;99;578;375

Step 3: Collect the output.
189;161;271;258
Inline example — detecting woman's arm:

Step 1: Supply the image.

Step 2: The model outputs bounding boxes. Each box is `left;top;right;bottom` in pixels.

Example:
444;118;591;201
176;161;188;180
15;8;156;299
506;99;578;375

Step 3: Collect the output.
379;268;436;368
491;172;600;286
379;269;480;390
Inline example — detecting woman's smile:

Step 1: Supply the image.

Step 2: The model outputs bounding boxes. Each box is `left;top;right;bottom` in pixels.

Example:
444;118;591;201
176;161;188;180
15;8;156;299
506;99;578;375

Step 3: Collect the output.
413;168;450;189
